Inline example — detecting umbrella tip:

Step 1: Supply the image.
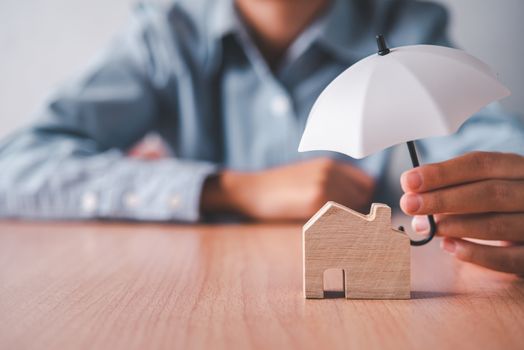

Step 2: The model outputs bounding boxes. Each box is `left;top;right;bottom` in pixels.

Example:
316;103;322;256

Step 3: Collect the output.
376;34;390;56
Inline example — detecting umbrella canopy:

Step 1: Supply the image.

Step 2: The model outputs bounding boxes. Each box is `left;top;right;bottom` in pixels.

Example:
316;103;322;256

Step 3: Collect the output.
298;44;510;159
298;36;511;246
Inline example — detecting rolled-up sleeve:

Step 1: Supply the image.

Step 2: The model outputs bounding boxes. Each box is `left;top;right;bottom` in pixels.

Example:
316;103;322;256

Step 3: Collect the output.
0;5;217;221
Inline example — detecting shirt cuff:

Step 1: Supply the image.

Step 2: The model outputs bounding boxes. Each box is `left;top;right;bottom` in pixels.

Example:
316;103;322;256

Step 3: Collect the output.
93;158;218;222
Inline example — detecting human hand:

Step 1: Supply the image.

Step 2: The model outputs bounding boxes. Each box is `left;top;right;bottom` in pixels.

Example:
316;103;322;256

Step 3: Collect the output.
400;151;524;274
201;158;375;221
128;134;169;160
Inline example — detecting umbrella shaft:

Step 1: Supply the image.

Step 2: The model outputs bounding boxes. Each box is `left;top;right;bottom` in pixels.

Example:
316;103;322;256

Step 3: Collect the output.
407;140;420;167
405;141;437;246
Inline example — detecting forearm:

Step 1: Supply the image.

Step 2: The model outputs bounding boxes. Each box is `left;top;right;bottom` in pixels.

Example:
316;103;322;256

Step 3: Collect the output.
0;133;216;222
200;170;254;217
200;158;377;221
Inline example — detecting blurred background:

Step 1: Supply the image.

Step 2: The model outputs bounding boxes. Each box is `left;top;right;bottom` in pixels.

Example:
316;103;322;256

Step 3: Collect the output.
1;0;523;139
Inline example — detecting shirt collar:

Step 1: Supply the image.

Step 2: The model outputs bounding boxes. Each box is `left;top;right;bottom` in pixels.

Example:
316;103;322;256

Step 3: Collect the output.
316;0;375;64
170;0;237;74
208;0;238;40
195;0;374;73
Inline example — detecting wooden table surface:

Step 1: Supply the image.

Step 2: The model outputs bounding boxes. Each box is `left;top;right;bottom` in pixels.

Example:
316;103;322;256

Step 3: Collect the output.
1;220;523;350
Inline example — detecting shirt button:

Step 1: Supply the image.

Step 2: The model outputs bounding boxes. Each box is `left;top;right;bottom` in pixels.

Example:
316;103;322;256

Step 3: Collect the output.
124;193;140;208
169;195;181;210
82;192;98;213
270;95;291;117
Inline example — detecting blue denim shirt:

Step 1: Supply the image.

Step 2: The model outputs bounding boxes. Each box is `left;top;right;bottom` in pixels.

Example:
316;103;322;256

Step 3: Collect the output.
0;0;523;221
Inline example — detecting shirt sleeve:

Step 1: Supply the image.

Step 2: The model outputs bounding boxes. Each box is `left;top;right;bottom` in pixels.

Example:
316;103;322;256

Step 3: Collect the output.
0;5;217;221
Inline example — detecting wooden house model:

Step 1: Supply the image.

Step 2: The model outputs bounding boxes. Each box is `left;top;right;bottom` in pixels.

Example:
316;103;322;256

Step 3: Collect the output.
303;202;410;299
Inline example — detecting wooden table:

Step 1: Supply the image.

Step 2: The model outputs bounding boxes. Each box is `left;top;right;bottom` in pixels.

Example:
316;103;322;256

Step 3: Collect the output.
1;221;523;350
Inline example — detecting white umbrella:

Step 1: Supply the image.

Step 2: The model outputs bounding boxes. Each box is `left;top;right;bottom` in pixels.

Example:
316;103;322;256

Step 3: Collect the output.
298;35;510;245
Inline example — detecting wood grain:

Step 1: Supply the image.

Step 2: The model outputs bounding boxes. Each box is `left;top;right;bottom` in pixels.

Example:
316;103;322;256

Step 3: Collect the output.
0;220;524;350
303;202;410;299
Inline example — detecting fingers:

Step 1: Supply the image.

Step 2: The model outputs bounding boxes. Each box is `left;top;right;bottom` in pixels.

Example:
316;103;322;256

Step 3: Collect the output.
400;179;524;215
441;237;524;274
401;151;524;193
401;152;524;275
412;213;524;242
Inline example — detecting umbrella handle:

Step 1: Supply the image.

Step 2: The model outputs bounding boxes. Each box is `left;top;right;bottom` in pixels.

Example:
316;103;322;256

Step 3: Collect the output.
402;213;437;247
402;141;437;246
